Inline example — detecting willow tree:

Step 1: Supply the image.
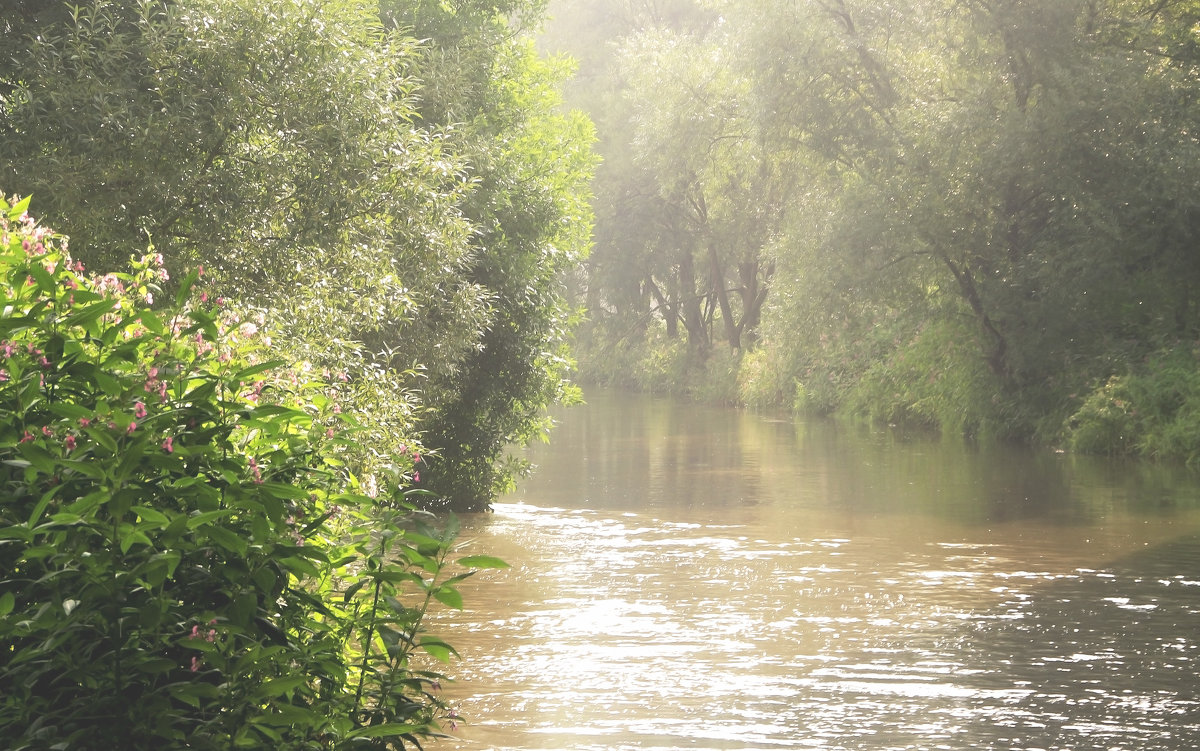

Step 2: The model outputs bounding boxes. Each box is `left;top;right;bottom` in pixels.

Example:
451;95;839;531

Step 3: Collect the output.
739;0;1200;432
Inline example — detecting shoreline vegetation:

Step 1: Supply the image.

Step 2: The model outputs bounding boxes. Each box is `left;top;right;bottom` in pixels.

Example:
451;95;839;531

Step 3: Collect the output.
574;332;1200;465
545;0;1200;466
0;194;509;748
2;0;588;746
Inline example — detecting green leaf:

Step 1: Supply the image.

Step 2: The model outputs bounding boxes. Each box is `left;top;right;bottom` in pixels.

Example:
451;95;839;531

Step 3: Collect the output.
206;525;249;556
94;371;123;396
416;637;457;664
175;268;200;307
346;723;419;739
16;443;55;475
342;579;368;603
456;555;510;569
9;194;31;218
231;360;287;382
0;591;14;616
136;309;166;334
253;676;309;699
26;485;61;526
432;585;463;610
48;402;94;420
186;509;234;530
65;299;119;333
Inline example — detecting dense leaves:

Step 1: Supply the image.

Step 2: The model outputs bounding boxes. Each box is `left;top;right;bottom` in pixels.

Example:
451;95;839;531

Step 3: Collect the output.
0;197;502;748
0;0;594;510
557;0;1200;457
384;0;597;509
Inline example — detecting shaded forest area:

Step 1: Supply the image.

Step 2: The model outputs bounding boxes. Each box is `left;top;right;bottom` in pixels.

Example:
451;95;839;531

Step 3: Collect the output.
547;0;1200;460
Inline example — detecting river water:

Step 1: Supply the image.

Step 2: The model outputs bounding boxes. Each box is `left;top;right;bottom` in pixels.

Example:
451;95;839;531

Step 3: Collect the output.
433;390;1200;750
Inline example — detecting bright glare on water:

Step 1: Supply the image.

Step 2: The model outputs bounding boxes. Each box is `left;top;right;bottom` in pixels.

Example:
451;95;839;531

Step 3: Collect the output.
431;391;1200;750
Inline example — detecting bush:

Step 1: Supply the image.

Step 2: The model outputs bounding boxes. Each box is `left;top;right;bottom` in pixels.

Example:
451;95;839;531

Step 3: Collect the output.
1065;347;1200;463
1065;375;1141;455
0;196;503;749
838;318;1001;436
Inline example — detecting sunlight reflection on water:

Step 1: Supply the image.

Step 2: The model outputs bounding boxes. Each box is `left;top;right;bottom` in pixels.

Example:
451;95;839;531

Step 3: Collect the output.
430;393;1200;751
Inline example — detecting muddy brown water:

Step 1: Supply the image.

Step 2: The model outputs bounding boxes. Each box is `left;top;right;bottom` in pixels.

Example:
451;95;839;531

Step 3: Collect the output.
432;390;1200;750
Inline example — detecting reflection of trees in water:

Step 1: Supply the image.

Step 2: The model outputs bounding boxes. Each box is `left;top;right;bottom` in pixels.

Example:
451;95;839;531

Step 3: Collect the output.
525;390;1200;533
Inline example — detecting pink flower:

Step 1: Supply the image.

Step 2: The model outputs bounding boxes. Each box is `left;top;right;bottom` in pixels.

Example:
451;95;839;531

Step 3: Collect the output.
41;426;52;437
19;430;34;444
189;656;201;673
64;435;76;452
189;622;216;642
79;417;91;427
325;428;335;438
162;437;174;453
127;421;137;434
134;401;147;418
413;471;420;483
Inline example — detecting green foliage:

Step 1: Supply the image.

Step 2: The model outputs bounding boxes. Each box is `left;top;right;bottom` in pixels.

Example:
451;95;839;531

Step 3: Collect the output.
2;0;596;512
0;0;485;491
840;318;1005;437
1066;347;1200;464
1066;376;1141;456
0;198;500;749
385;0;597;510
565;0;1200;462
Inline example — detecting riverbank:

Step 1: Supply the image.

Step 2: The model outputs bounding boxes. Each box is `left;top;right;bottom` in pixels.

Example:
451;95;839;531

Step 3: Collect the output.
574;327;1200;466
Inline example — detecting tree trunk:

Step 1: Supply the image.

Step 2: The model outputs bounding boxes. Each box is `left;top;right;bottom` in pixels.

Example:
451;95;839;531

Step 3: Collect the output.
942;255;1009;379
678;248;707;356
709;241;741;349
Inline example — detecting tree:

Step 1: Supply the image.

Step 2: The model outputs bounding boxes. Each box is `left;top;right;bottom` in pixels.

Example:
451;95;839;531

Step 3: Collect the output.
2;0;596;509
382;0;597;510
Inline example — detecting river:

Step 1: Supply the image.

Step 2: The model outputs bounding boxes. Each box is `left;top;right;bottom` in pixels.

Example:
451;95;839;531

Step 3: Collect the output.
432;390;1200;750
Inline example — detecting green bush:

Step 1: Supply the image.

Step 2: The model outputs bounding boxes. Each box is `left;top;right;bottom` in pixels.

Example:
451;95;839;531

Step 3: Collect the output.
837;318;1001;436
1065;347;1200;463
0;196;503;749
1065;375;1141;455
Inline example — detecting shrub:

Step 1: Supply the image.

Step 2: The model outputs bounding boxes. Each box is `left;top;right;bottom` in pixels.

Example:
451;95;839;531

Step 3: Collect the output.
0;196;503;749
839;318;1000;436
1065;347;1200;463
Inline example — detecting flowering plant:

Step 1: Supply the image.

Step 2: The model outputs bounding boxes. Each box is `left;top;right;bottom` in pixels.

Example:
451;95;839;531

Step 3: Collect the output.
0;195;504;749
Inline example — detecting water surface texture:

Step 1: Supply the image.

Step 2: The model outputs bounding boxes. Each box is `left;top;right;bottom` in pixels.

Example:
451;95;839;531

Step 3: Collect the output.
435;391;1200;750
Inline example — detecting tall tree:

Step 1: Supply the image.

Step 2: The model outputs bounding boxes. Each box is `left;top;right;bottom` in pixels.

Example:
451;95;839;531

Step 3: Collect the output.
1;0;596;508
382;0;597;510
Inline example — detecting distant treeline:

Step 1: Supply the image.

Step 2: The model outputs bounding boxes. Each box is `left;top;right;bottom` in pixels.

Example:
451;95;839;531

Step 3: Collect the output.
549;0;1200;461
